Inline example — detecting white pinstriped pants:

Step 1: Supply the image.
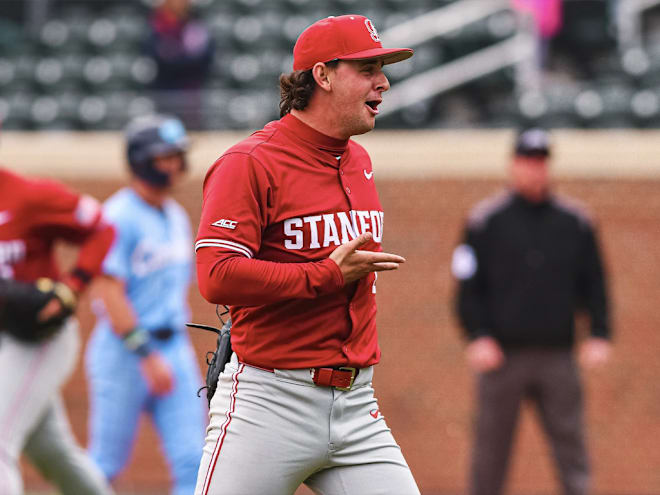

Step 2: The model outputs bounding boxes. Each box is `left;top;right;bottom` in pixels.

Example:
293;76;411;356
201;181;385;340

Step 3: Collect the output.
0;319;112;495
195;353;419;495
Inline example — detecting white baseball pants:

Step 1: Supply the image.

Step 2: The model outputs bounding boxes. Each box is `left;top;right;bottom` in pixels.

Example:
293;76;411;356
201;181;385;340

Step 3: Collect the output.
0;319;112;495
195;353;419;495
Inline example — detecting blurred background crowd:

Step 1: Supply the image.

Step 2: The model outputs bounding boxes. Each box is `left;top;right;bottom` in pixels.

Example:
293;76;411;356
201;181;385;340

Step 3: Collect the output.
1;0;659;132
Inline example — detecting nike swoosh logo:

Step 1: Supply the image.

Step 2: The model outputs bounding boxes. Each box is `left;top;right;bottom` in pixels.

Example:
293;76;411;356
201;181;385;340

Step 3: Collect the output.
369;409;380;419
0;211;11;226
364;170;374;180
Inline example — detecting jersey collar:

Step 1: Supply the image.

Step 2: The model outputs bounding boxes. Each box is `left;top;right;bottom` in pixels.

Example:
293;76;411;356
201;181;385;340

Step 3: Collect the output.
281;114;350;157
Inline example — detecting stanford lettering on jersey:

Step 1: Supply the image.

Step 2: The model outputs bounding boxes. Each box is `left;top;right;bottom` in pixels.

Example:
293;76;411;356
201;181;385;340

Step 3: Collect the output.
284;209;384;250
0;240;26;278
0;240;26;264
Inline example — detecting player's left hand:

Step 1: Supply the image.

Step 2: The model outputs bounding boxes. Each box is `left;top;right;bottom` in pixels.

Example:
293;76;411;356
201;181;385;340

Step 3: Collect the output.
579;337;611;369
329;232;406;285
140;352;175;396
36;278;77;322
37;296;66;322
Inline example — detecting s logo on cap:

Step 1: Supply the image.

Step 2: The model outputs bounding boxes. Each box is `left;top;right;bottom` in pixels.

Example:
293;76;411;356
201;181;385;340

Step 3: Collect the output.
364;18;380;42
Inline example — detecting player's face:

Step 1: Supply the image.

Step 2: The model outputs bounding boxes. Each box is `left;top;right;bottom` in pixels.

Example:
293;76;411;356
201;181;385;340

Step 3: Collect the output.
511;155;550;202
328;59;390;138
153;151;186;188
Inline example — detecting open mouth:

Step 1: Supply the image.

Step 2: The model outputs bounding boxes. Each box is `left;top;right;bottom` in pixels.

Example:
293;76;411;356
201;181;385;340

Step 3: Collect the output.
365;100;380;115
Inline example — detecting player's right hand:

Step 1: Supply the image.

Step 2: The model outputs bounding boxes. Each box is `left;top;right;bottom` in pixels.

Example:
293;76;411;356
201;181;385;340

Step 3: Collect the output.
329;232;405;285
579;337;611;370
140;352;175;396
465;336;505;373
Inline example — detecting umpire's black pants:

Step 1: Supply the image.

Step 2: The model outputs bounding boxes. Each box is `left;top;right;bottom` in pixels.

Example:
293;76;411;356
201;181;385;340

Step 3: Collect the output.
470;348;590;495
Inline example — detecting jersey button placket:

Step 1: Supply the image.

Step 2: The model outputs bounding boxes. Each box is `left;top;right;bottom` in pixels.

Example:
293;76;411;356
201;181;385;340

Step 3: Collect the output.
338;164;351;198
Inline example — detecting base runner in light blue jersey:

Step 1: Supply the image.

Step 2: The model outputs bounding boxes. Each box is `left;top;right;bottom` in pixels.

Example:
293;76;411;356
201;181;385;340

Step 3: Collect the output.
85;115;206;495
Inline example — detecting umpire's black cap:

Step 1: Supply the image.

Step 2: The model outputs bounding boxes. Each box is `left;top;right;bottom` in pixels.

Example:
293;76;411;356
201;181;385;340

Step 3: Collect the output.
514;128;551;157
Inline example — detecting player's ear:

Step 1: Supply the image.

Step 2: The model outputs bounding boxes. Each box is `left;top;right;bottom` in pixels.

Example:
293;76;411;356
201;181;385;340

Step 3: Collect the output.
312;62;333;92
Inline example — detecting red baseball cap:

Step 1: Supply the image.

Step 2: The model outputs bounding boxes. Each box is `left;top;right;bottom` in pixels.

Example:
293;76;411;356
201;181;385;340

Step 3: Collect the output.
293;15;413;71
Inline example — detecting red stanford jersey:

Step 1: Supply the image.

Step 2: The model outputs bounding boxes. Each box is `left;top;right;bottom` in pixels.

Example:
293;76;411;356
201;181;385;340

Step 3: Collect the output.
0;168;113;288
196;114;386;369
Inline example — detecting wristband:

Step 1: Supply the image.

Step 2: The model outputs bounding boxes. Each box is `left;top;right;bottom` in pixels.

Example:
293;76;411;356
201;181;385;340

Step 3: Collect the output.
63;267;93;293
122;327;153;357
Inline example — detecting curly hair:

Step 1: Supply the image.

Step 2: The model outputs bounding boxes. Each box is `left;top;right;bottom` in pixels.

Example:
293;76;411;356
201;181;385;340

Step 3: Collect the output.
278;61;339;117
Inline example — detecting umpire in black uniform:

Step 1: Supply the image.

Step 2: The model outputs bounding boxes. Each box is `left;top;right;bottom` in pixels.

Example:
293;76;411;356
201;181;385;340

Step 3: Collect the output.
452;128;612;495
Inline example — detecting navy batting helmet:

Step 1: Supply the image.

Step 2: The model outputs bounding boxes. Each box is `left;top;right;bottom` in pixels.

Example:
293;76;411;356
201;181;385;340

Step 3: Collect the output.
125;114;189;187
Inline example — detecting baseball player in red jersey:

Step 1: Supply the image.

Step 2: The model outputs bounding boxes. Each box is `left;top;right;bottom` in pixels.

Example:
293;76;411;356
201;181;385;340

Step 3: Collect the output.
0;167;115;495
194;15;419;495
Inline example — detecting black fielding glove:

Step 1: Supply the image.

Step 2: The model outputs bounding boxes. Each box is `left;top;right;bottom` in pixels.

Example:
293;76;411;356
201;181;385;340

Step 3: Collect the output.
187;317;232;406
0;278;77;343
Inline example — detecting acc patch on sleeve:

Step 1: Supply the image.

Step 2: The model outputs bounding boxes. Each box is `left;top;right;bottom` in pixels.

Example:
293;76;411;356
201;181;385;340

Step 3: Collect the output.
451;244;477;280
211;219;238;230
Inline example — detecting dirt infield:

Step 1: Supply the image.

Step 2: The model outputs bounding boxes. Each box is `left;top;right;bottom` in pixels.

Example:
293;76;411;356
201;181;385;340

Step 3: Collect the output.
17;172;660;495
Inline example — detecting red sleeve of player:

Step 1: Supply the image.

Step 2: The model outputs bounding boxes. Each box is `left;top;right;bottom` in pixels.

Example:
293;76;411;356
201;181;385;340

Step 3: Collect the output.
195;153;344;305
27;179;115;292
65;219;115;292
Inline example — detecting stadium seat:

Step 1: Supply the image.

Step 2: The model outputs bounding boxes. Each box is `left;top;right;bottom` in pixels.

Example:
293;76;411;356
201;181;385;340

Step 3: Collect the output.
30;95;62;128
129;56;158;87
82;56;114;88
87;18;120;52
77;95;111;130
228;53;261;87
629;88;660;126
39;19;78;54
571;82;635;128
231;15;267;48
126;95;157;121
532;82;584;128
34;57;66;89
